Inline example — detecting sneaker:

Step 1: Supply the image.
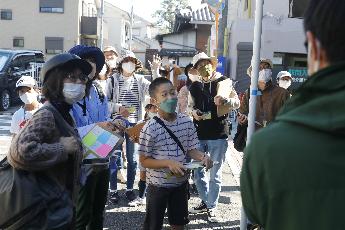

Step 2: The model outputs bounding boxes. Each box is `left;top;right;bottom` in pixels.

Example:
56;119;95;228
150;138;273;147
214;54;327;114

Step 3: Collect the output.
109;191;120;204
117;170;127;184
125;190;137;202
207;208;220;223
189;201;207;214
128;197;146;207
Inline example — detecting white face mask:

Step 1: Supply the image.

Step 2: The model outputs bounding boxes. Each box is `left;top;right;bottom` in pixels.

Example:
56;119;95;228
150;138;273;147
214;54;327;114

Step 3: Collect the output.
88;62;97;80
189;74;200;82
20;92;37;104
106;59;117;69
278;79;292;89
122;62;136;74
148;112;157;119
63;83;86;104
258;69;272;83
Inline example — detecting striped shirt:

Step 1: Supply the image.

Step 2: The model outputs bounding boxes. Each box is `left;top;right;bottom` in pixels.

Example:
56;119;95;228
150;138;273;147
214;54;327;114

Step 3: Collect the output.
118;75;140;123
138;113;199;188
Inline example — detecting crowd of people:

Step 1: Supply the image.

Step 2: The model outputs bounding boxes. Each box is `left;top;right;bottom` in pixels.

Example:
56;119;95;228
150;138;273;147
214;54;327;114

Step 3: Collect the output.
1;1;342;229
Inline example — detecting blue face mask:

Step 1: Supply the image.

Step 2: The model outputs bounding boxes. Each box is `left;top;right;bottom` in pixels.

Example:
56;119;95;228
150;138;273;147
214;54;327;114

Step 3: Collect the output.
159;98;178;114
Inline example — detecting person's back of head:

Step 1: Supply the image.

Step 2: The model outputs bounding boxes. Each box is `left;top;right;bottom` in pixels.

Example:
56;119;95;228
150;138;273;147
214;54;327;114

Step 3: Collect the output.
304;0;345;75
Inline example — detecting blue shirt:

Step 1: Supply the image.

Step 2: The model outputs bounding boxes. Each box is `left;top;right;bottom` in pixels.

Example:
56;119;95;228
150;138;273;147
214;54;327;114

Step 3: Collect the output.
72;83;109;128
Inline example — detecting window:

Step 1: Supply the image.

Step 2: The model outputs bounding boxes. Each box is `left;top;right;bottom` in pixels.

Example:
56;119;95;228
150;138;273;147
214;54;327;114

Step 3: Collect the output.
132;28;140;37
39;0;64;13
289;0;310;18
13;37;24;47
1;9;12;20
45;37;63;54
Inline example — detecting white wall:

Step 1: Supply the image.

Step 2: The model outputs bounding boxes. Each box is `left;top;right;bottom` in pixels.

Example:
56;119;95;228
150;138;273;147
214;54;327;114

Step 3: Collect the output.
0;0;80;59
228;17;306;79
179;57;193;67
161;31;197;50
104;2;129;51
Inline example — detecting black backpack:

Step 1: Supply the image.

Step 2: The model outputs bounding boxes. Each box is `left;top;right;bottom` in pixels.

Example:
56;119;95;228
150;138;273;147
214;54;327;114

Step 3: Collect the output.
0;105;76;229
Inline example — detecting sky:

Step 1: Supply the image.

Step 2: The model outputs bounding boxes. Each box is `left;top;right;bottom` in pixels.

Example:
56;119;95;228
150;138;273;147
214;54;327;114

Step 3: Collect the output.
107;0;202;23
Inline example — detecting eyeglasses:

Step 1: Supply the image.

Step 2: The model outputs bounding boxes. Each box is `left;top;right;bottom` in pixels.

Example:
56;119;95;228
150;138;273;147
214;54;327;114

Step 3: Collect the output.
65;73;89;83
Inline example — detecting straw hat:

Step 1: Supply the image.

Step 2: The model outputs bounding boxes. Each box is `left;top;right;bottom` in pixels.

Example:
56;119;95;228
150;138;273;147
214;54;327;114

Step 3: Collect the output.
246;58;273;76
103;46;119;57
192;52;218;69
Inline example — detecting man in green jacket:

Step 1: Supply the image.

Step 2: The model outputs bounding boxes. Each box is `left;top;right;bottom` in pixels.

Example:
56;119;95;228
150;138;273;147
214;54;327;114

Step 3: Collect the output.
241;0;345;229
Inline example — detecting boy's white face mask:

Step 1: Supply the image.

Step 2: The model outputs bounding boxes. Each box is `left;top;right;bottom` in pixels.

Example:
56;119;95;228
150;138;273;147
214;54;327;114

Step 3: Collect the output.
20;91;38;104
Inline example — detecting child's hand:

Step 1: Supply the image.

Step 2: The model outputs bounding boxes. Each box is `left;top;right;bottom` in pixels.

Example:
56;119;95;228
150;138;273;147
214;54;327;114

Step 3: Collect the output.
166;160;187;176
201;155;213;171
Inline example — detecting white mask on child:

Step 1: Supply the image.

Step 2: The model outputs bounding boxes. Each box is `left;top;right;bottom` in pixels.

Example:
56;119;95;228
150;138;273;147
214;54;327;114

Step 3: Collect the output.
20;92;38;104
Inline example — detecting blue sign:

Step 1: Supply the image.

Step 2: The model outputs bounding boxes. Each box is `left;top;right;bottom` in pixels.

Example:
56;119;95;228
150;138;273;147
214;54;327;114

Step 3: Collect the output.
217;56;226;75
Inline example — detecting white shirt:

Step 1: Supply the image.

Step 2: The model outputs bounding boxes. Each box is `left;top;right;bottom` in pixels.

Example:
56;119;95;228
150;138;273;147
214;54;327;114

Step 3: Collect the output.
10;105;42;134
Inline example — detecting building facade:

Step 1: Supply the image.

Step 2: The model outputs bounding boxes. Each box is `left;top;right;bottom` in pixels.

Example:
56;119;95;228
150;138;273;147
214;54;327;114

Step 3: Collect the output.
225;0;309;92
0;0;102;59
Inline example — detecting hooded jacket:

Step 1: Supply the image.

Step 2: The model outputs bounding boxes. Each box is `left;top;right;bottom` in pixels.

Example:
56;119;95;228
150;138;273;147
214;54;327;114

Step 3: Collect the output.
241;63;345;230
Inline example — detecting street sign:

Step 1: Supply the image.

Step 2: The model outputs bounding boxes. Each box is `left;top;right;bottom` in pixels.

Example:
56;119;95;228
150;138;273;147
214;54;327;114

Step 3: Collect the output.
287;67;308;89
216;56;226;75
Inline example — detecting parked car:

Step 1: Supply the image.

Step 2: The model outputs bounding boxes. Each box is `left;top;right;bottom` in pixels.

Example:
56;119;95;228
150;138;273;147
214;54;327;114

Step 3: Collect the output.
0;49;44;110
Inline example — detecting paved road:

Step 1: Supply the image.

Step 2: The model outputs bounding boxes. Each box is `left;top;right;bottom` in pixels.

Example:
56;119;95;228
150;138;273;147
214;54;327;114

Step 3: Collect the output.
0;106;19;158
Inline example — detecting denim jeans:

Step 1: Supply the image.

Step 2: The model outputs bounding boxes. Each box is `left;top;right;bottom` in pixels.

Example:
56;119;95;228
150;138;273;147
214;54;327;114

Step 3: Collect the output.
125;133;138;190
109;150;122;191
193;139;228;209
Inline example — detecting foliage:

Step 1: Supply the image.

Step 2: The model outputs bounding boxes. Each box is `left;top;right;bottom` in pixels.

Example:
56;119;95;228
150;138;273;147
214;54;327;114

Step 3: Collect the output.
152;0;189;33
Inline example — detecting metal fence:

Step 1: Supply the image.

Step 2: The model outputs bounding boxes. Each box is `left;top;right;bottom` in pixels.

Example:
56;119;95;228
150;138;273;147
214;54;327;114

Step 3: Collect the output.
29;62;44;89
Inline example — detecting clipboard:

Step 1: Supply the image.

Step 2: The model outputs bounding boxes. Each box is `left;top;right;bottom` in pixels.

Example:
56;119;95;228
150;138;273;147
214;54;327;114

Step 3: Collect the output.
216;78;233;117
78;123;124;159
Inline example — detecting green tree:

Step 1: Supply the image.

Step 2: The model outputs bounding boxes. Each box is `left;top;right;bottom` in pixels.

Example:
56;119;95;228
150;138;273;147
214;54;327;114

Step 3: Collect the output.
153;0;189;33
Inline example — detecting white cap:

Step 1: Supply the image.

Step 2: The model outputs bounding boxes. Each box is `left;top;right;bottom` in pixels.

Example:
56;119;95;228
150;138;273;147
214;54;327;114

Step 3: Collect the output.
16;75;36;89
276;71;292;80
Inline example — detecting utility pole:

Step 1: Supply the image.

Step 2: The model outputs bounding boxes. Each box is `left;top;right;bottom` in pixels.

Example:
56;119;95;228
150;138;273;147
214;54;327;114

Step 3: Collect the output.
100;0;105;50
129;4;134;51
240;0;264;228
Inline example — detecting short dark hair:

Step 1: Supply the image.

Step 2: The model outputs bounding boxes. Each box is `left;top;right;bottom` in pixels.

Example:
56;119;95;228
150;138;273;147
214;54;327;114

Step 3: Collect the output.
42;68;66;102
149;77;173;98
304;0;345;63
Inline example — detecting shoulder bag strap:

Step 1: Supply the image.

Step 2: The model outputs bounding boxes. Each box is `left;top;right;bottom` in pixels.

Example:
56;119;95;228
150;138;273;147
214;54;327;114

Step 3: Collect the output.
153;116;186;155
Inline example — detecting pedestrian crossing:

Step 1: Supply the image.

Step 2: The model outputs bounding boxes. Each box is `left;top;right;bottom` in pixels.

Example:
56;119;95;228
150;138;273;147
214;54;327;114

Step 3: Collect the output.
0;114;12;136
0;114;13;156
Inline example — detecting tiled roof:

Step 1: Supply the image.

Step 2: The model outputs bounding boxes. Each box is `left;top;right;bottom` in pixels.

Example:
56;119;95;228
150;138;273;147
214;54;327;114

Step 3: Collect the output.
179;3;215;24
